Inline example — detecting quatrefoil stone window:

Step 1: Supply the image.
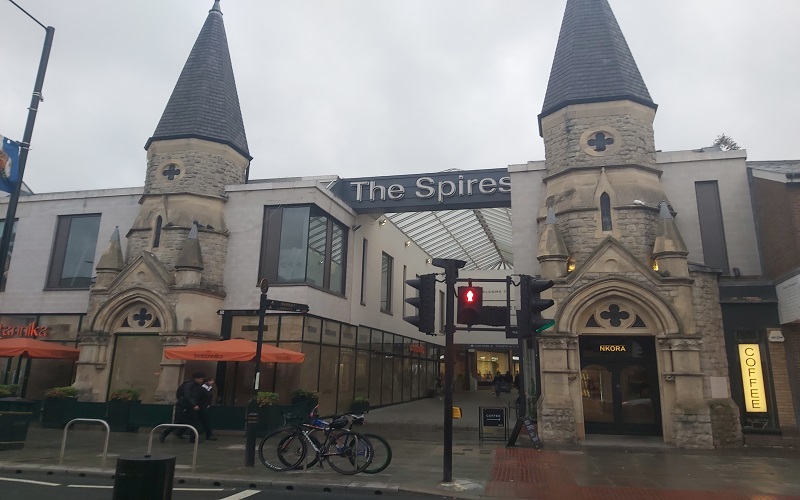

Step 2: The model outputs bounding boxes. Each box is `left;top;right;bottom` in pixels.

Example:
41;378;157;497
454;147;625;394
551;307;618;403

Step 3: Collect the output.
580;127;622;157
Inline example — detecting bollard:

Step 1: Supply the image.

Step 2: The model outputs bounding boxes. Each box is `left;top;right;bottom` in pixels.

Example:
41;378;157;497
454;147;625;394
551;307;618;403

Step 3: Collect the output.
112;455;176;500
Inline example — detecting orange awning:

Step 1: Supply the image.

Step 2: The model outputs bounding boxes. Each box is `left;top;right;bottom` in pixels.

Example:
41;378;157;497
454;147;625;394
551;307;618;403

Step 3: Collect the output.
164;338;305;364
0;337;80;359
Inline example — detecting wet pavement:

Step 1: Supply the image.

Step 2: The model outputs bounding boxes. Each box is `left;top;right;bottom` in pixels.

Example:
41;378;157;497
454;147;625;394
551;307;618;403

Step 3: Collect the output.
1;389;799;499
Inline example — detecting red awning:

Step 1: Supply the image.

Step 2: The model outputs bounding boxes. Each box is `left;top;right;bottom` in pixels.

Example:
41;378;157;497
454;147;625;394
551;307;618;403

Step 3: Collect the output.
164;338;305;364
0;337;80;359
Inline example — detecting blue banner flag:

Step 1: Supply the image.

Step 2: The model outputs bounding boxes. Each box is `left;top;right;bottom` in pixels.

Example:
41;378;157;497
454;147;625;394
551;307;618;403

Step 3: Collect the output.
0;135;20;194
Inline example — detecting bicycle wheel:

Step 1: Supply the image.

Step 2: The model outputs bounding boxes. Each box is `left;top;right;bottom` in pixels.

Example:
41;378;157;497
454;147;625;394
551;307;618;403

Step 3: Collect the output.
325;430;373;475
361;433;392;474
258;427;306;471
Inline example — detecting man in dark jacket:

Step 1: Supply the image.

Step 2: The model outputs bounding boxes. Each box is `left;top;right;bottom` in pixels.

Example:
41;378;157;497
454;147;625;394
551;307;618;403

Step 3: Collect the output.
160;372;205;443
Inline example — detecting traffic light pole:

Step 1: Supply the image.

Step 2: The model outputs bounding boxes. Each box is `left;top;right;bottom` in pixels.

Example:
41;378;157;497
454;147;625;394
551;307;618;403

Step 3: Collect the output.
442;260;457;483
430;258;464;484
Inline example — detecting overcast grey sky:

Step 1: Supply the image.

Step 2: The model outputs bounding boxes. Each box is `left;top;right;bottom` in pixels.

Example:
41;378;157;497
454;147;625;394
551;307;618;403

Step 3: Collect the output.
1;0;798;194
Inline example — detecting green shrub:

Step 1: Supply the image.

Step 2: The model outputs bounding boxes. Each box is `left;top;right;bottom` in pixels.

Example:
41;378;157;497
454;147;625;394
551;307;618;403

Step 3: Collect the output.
254;391;279;407
291;389;319;405
109;389;140;401
44;386;79;399
0;384;20;397
350;396;370;413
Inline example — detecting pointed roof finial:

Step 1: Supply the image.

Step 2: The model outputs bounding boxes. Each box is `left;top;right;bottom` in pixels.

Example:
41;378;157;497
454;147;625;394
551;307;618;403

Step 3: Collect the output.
545;206;557;225
210;0;221;14
658;201;672;219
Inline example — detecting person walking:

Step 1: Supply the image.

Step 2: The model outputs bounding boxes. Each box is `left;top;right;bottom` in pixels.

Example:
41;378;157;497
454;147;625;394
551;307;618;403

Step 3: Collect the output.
160;372;205;443
493;371;503;398
198;377;217;441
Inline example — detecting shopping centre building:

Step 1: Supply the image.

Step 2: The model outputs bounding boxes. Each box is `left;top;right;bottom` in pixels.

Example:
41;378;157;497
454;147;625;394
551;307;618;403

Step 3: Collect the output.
1;0;797;448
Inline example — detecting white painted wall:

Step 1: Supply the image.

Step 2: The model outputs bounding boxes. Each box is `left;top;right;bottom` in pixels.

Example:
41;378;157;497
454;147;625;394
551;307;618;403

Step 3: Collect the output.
0;188;141;313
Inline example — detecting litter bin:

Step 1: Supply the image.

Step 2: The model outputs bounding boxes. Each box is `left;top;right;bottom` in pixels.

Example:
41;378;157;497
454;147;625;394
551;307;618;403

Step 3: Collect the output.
0;397;35;451
112;455;176;500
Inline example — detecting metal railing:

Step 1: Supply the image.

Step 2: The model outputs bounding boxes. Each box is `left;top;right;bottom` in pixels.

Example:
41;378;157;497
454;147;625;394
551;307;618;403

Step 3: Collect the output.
147;424;199;470
60;418;110;465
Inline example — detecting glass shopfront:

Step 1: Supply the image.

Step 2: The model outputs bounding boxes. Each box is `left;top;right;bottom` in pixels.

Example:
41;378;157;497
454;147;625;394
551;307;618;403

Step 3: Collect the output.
0;314;83;399
220;312;441;414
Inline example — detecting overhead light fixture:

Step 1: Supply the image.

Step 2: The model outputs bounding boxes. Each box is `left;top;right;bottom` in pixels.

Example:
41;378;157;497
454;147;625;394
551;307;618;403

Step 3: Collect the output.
426;258;432;264
379;219;387;226
512;356;519;361
405;240;411;247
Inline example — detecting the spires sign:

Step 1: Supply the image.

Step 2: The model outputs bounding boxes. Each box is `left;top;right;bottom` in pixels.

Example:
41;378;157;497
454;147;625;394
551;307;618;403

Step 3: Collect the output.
332;168;511;213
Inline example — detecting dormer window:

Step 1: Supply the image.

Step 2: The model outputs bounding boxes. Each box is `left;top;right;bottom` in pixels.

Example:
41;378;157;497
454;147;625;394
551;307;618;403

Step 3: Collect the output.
600;193;612;231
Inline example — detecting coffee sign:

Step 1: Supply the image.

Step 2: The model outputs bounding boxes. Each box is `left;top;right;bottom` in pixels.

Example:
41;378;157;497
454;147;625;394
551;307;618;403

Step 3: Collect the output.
738;344;767;413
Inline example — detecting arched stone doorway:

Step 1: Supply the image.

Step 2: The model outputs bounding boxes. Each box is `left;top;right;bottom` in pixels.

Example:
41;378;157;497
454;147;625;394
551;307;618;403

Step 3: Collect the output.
544;277;683;443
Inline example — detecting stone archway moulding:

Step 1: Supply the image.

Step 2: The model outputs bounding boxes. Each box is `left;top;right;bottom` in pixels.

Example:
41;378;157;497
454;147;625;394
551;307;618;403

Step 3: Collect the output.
556;276;682;336
90;287;176;334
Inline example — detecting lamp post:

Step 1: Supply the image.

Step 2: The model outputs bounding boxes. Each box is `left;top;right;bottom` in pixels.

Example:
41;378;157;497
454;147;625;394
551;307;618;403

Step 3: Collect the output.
0;2;54;284
244;278;269;467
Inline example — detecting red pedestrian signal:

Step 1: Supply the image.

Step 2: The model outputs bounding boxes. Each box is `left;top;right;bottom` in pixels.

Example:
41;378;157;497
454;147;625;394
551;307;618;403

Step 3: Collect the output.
457;286;483;326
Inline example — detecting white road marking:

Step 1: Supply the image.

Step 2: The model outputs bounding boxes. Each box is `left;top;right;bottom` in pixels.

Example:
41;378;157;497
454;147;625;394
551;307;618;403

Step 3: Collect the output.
173;487;227;491
66;485;113;489
0;476;60;486
220;490;261;500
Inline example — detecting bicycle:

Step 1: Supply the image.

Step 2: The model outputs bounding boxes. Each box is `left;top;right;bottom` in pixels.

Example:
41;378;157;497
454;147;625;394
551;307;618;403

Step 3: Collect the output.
258;406;373;475
295;412;392;474
341;413;392;474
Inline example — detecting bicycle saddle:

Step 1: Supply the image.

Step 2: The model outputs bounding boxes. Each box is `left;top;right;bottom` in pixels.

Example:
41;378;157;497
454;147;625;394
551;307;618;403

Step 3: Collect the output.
329;416;348;429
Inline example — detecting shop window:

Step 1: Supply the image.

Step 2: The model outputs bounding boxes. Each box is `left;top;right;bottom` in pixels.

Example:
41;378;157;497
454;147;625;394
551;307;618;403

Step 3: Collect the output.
369;351;383;405
382;355;394;405
600;192;612;231
0;219;17;290
46;214;101;289
355;349;369;399
337;347;356;413
259;205;347;294
318;344;339;413
380;252;393;313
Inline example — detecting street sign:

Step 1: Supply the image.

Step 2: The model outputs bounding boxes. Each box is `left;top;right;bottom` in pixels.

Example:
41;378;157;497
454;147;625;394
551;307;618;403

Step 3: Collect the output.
217;309;260;316
264;299;309;313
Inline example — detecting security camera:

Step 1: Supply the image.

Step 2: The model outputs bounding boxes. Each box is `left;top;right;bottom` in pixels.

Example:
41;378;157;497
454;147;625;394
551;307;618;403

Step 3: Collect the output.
632;199;646;206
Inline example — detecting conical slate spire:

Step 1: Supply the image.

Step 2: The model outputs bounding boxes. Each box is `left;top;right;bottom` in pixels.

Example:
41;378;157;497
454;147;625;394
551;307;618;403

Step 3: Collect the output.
539;0;656;122
145;0;250;159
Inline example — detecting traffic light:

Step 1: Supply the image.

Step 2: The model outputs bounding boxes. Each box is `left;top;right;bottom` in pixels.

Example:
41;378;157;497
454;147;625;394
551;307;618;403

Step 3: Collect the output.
404;274;437;334
517;275;555;337
457;285;483;326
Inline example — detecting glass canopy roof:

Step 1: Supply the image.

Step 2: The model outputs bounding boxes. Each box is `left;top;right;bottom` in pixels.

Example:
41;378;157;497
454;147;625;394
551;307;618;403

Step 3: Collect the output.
386;207;513;271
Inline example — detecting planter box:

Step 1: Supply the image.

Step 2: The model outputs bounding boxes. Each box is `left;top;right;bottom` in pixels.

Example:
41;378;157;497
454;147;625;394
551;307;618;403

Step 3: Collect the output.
40;398;77;428
40;399;106;428
0;398;35;451
106;400;141;432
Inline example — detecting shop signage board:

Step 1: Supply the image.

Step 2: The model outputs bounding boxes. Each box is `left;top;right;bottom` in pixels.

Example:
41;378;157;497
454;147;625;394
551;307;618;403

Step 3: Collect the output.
738;344;768;413
331;168;511;213
768;330;785;343
776;275;800;324
481;407;506;427
0;322;48;337
479;406;508;442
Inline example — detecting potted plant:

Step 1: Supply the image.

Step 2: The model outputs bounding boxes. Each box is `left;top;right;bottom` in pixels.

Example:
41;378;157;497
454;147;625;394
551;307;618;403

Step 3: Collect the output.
350;396;370;414
41;386;79;428
106;389;141;432
252;391;281;436
0;384;19;398
291;389;320;417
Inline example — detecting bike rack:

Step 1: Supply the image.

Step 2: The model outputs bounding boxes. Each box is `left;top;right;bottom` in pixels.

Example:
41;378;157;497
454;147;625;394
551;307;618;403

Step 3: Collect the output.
147;423;199;470
59;418;111;465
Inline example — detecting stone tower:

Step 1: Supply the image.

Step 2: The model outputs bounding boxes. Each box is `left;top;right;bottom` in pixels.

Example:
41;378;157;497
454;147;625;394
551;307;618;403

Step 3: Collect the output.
75;0;251;402
534;0;741;448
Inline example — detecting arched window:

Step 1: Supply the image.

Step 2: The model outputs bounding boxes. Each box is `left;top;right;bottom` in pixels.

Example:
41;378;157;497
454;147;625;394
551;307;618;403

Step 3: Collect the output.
600;193;612;231
153;216;162;248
